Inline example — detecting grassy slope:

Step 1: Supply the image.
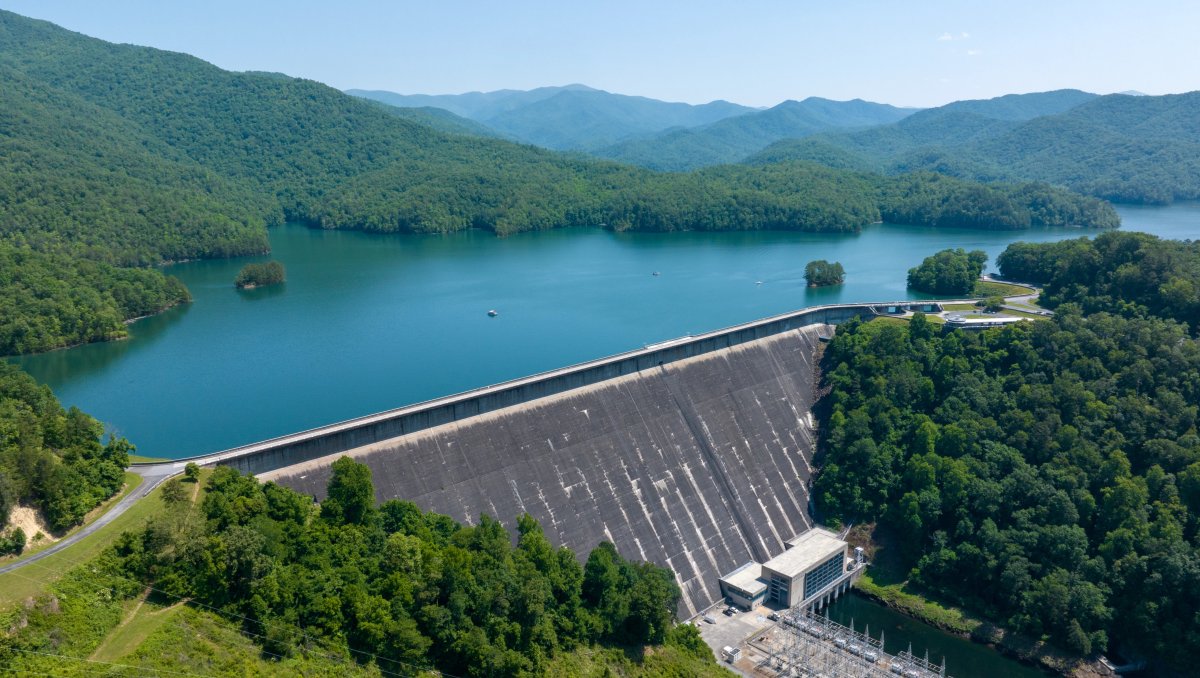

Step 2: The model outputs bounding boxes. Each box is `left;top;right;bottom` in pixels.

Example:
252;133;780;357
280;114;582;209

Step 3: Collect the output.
547;645;733;677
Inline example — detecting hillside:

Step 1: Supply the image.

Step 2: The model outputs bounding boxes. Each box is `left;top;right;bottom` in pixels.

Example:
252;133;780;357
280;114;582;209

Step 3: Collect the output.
350;84;756;150
749;90;1200;204
594;97;917;170
0;10;1117;354
1;458;726;677
369;102;504;139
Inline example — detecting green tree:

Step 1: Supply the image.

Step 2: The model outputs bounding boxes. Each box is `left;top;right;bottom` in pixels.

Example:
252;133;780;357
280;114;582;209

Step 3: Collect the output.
160;478;188;506
907;248;987;295
804;259;846;286
321;456;376;525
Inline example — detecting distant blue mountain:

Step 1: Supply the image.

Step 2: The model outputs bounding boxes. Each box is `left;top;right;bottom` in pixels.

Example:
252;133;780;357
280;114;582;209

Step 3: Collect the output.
347;85;756;150
748;89;1200;204
592;97;918;170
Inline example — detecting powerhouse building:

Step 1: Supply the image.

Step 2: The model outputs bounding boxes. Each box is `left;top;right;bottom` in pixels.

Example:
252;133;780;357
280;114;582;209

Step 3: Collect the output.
718;527;857;610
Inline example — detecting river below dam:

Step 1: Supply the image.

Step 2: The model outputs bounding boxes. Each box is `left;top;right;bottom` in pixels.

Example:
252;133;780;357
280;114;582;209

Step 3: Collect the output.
822;593;1051;678
12;202;1200;459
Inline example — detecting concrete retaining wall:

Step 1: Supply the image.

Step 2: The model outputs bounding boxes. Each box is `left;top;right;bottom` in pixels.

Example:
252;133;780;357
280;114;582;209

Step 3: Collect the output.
263;323;834;616
204;303;871;476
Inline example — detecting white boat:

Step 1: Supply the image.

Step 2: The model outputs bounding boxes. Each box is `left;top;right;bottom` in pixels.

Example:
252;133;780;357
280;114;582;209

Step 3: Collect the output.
487;309;498;317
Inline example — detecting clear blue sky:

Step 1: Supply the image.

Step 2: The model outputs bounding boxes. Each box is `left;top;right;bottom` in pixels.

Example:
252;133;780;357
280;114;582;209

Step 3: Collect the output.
3;0;1197;107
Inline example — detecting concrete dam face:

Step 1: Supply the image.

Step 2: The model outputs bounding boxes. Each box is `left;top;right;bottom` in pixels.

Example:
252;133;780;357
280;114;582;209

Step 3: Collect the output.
262;324;829;616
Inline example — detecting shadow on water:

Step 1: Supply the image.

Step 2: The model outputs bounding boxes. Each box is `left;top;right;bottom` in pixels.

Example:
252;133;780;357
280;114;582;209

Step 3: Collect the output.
236;283;287;302
822;594;1051;678
10;302;191;386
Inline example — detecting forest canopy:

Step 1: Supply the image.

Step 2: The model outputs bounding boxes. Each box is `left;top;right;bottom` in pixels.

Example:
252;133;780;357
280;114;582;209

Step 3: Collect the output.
92;457;700;677
814;309;1200;667
804;259;846;287
0;362;132;537
906;248;988;296
235;261;286;289
0;243;189;356
998;231;1200;330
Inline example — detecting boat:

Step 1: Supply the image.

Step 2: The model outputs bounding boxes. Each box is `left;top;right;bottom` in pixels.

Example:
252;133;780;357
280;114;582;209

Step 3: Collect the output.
487;309;498;317
652;271;661;277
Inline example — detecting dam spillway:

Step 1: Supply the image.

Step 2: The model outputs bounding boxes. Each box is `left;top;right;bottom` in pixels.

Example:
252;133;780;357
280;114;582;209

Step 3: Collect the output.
261;323;832;616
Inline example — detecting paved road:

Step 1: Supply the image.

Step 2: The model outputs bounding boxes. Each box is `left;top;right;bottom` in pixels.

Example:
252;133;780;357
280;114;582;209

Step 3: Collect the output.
0;461;180;576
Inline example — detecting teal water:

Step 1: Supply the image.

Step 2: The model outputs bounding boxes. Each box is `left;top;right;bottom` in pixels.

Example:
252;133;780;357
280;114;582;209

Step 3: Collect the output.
12;204;1200;458
822;594;1050;678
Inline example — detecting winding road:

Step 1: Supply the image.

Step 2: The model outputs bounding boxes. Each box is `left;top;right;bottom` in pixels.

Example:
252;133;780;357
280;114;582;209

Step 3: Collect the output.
0;461;179;576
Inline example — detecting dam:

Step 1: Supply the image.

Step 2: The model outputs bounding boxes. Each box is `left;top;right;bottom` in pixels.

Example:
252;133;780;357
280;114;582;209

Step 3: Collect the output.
188;302;940;615
263;324;830;616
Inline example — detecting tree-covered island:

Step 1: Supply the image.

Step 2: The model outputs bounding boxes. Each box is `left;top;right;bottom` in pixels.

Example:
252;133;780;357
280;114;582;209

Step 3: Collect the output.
804;259;846;286
234;261;286;289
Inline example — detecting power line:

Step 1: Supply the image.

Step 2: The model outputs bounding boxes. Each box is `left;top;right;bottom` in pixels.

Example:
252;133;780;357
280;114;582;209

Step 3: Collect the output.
6;646;213;677
8;542;460;678
4;489;427;676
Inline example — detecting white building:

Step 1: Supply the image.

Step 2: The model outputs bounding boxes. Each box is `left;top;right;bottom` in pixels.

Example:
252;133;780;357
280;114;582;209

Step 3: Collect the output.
761;528;850;608
716;527;856;611
718;561;768;609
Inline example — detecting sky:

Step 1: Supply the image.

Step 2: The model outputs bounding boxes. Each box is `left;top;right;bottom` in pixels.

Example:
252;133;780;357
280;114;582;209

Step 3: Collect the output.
3;0;1198;108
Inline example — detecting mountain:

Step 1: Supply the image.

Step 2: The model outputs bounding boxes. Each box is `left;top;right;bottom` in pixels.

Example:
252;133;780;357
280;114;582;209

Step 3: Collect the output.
748;90;1200;204
481;89;753;150
592;97;918;171
0;10;1117;355
349;85;756;150
368;103;505;139
919;88;1098;121
347;84;596;119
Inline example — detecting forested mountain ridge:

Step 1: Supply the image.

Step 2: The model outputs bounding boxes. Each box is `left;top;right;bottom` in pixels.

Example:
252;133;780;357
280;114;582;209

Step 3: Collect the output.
592;97;917;171
750;90;1200;204
603;90;1091;172
349;84;756;150
0;9;1116;355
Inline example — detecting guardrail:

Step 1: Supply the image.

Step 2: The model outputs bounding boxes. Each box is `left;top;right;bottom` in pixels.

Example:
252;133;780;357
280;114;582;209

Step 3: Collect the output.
136;298;980;475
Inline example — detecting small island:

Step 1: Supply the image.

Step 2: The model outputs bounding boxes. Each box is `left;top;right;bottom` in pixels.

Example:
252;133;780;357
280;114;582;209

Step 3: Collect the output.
804;259;845;287
906;248;986;295
235;261;286;289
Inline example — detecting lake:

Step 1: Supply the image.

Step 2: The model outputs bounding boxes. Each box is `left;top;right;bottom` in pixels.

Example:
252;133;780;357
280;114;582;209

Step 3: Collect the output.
13;203;1200;458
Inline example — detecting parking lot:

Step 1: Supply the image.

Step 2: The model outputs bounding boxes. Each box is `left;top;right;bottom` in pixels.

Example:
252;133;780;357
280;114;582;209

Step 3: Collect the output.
695;602;781;662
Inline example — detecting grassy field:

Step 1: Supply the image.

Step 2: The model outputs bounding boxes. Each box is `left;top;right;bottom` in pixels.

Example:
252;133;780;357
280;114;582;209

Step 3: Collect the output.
871;315;946;327
941;302;978;311
974;280;1033;298
1001;308;1048;319
127;454;169;463
89;594;186;663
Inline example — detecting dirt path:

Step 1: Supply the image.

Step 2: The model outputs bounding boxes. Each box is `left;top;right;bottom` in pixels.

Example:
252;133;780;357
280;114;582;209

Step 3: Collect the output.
89;588;151;661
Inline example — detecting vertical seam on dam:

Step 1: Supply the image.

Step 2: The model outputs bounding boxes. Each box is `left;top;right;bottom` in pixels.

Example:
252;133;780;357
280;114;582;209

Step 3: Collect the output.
657;361;769;564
